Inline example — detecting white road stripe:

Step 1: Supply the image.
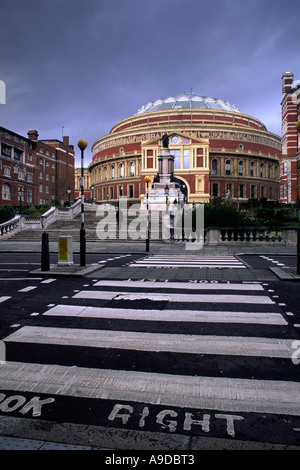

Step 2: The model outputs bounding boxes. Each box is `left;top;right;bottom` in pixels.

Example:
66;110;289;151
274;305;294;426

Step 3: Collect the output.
43;304;287;325
94;280;264;291
1;362;300;416
129;255;246;268
73;290;275;304
4;326;294;358
0;296;11;303
18;286;37;292
130;263;246;268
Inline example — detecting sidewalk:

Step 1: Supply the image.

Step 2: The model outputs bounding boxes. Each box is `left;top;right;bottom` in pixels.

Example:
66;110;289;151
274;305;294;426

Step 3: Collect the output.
0;238;297;255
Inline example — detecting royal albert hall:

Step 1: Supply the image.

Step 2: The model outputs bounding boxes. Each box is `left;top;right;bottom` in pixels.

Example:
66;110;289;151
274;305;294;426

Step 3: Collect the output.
89;93;281;204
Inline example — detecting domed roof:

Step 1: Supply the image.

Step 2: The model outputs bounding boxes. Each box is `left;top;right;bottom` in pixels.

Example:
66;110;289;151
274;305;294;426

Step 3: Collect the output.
136;93;240;114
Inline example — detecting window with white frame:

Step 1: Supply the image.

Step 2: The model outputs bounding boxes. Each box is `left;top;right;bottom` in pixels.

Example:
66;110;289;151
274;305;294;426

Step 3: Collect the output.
2;183;11;200
3;166;11;177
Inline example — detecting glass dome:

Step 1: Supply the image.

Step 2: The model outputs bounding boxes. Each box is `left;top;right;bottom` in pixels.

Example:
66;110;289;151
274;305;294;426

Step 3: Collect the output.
136;93;240;114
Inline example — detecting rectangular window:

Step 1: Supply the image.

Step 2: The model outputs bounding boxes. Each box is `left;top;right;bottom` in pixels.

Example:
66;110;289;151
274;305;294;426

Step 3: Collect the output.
14;148;22;161
183;150;190;169
212;183;218;196
1;144;12;158
3;166;11;177
2;183;11;200
18;170;25;180
173;149;180;169
129;185;134;198
27;188;33;203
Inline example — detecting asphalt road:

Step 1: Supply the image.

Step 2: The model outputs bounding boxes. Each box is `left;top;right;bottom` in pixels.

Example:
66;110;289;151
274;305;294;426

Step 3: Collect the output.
0;252;300;451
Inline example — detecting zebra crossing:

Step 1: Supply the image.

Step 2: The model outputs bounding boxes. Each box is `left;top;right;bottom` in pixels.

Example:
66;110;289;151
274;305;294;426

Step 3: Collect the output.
127;254;247;268
1;278;300;446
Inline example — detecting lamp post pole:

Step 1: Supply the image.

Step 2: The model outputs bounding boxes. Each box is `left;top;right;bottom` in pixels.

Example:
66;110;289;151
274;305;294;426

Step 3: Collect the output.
90;184;95;202
67;187;71;207
164;184;169;211
145;176;151;252
78;139;88;267
18;187;23;215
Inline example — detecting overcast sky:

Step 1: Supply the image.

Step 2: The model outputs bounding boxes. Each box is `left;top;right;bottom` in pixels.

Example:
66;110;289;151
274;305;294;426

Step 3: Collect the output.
0;0;299;167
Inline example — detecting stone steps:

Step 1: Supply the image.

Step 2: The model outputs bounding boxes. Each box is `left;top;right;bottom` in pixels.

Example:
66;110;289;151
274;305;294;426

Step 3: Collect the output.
8;211;165;243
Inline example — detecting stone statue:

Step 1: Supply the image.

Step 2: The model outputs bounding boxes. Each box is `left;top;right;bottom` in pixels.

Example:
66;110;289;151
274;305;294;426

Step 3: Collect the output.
162;133;169;148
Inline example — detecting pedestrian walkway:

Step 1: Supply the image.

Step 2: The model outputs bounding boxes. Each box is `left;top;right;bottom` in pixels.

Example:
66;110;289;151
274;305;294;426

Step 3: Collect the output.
127;254;247;269
0;239;297;255
1;278;300;449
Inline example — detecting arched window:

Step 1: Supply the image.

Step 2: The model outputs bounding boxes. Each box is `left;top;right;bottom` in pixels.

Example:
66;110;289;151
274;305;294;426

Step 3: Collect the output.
238;161;243;176
111;165;114;179
225;160;231;175
211;159;218;175
260;163;264;178
250;162;254;177
130;162;135;176
120;163;124;178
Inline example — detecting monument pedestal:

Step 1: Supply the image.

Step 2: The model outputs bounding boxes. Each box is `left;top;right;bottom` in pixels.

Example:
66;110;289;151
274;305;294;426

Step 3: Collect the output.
144;145;184;210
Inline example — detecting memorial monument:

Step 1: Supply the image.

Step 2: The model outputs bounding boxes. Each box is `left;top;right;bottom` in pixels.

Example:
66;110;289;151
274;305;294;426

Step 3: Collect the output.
145;132;184;210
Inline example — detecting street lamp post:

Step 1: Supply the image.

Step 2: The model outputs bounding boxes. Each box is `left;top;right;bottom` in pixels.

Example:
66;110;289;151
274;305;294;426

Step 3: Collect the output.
145;176;151;252
77;139;88;267
90;184;95;202
18;187;23;215
164;184;169;211
67;187;71;207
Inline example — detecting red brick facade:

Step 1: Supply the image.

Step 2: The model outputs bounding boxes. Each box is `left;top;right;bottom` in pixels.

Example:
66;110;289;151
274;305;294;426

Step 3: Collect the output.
0;127;75;208
89;95;280;205
280;72;300;203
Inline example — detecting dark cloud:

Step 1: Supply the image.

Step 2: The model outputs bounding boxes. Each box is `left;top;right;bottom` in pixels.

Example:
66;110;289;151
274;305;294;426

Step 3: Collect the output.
0;0;299;165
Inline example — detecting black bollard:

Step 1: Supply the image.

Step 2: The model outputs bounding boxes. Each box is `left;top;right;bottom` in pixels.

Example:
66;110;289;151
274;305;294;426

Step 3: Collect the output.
80;227;86;267
41;231;50;271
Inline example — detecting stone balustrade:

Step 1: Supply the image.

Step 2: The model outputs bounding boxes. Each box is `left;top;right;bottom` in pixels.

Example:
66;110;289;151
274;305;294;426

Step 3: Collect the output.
0;215;22;240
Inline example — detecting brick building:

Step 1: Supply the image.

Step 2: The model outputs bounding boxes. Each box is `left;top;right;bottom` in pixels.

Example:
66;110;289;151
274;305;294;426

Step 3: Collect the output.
280;72;300;203
89;94;281;204
0;126;75;208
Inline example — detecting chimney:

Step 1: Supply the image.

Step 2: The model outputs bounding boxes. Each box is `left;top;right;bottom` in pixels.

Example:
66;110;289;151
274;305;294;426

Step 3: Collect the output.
27;130;39;141
63;136;70;146
282;72;294;95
